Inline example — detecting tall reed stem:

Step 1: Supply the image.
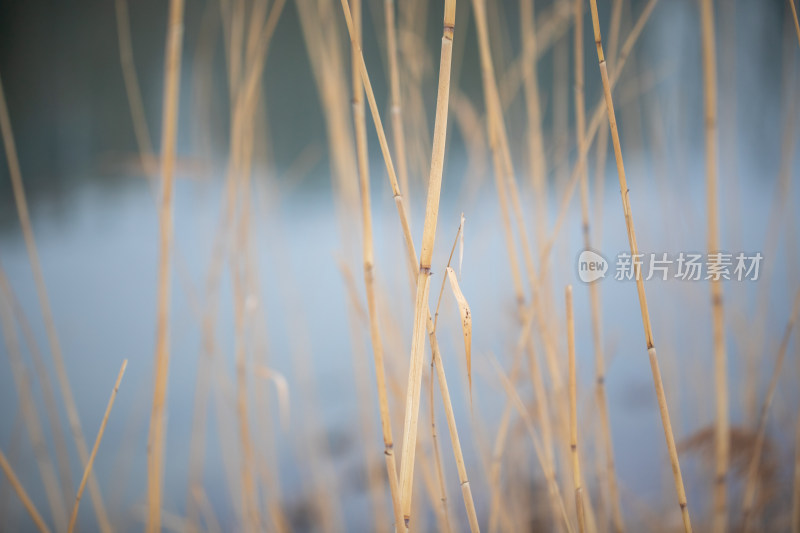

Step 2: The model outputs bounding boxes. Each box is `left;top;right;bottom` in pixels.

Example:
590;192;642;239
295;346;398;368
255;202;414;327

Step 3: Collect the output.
147;0;184;530
566;286;586;533
587;2;692;531
700;2;729;531
348;0;405;528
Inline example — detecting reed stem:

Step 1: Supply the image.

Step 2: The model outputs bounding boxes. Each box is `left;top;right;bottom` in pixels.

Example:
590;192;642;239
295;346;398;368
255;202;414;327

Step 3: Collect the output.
0;449;51;533
348;0;405;528
68;360;128;533
700;2;729;531
146;0;185;530
587;1;692;530
566;286;586;533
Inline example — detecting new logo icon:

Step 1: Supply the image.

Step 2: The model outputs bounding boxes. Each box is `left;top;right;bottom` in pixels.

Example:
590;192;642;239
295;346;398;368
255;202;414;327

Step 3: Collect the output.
577;250;608;283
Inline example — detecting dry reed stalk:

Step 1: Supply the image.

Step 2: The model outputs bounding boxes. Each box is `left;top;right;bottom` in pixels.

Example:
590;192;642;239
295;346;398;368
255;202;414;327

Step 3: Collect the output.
740;290;800;531
0;267;67;531
572;0;624;529
699;1;729;531
114;0;157;175
566;287;586;533
0;449;51;533
2;268;75;508
429;363;454;533
791;0;800;48
587;1;692;531
146;0;185;530
383;0;456;525
592;0;623;246
385;0;411;213
338;262;392;533
429;339;480;533
347;0;405;527
68;360;128;533
0;74;114;533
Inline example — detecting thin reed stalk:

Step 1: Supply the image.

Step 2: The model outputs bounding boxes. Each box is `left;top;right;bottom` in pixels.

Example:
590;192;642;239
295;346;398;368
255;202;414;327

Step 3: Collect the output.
573;0;625;530
385;0;411;213
740;290;800;531
0;449;51;533
0;73;113;533
146;0;185;530
348;0;405;528
700;2;729;531
114;0;157;175
68;360;128;533
587;1;692;531
566;286;586;533
791;0;800;48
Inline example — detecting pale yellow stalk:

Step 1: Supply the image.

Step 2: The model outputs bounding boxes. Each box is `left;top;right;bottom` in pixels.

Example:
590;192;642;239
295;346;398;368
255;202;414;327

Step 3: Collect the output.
700;3;729;532
566;286;586;533
146;0;185;530
68;360;128;533
0;449;51;533
349;0;405;528
587;1;692;530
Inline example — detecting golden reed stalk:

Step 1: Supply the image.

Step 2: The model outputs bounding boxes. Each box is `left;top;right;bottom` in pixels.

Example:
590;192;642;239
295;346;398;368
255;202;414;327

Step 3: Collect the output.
348;0;405;528
68;361;128;533
566;286;586;533
587;1;693;531
699;1;730;532
147;0;185;530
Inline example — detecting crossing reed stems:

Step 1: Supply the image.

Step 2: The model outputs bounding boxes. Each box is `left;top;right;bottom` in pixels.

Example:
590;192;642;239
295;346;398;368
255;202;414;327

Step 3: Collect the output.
0;73;113;533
